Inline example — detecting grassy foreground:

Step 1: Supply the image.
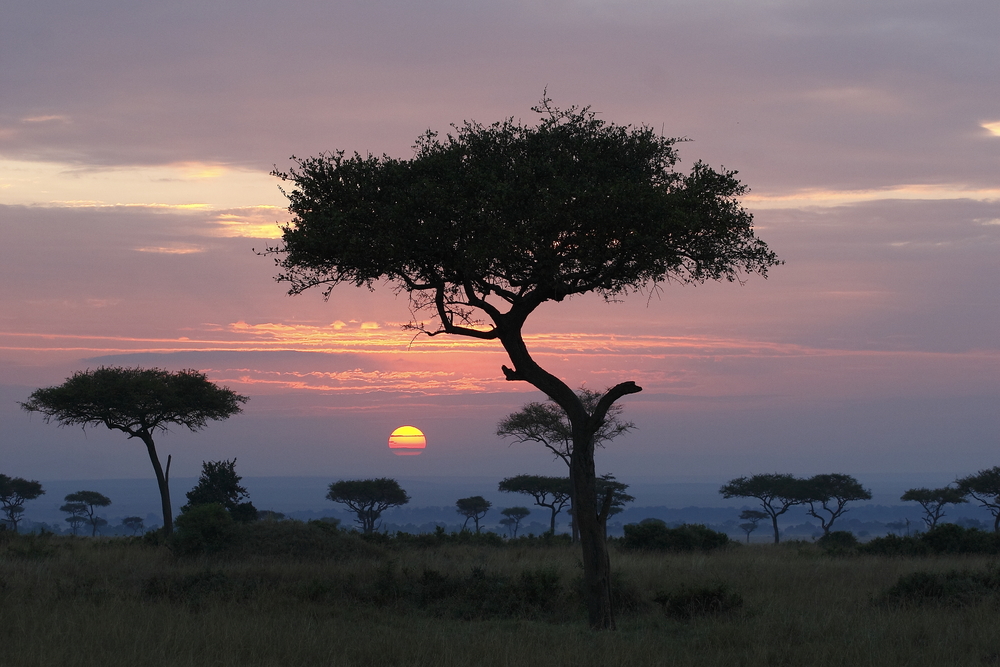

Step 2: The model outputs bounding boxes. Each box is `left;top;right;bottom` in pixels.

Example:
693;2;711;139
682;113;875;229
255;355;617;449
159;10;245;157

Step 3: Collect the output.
1;528;999;667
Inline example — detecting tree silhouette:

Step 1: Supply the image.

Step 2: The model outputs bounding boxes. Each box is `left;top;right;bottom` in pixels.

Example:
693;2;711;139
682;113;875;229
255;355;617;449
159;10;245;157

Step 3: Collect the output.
499;507;531;537
182;459;258;523
720;474;805;544
267;98;779;628
326;478;410;534
738;509;768;543
901;487;967;530
800;474;872;537
498;475;572;535
455;496;492;533
956;467;1000;532
63;491;112;536
498;388;634;540
122;516;145;535
0;474;44;533
21;366;247;535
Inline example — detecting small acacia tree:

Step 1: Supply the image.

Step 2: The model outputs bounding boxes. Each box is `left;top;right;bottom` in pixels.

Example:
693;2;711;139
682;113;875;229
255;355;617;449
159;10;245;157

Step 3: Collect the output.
499;475;573;535
800;474;872;537
498;388;634;541
267;98;779;629
182;459;258;523
956;467;1000;532
456;496;492;533
21;367;247;536
122;516;145;535
738;509;768;543
720;474;805;544
500;507;531;537
0;475;45;533
63;491;112;537
901;487;968;530
326;478;410;534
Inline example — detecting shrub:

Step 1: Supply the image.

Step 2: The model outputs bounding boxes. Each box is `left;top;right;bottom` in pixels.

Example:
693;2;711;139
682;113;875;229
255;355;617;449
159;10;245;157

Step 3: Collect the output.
860;524;1000;556
620;522;731;552
171;503;235;555
816;530;858;553
654;583;743;620
876;567;1000;607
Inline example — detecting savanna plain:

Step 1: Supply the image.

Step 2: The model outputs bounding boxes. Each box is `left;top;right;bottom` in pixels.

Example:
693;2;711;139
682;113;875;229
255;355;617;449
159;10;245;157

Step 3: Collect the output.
2;523;999;667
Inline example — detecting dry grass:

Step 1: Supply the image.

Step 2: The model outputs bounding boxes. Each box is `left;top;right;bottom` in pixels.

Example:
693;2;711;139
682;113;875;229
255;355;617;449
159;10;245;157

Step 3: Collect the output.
1;532;999;666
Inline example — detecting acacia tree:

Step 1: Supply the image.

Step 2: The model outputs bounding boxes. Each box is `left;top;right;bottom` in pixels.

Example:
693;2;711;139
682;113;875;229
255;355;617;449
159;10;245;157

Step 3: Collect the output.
901;487;967;530
456;496;492;533
956;467;1000;532
63;491;112;537
122;516;145;535
720;474;805;544
498;475;573;535
326;478;410;534
21;367;248;535
0;474;45;533
500;506;531;537
182;459;258;523
738;509;768;543
266;99;779;629
498;387;634;541
800;474;872;537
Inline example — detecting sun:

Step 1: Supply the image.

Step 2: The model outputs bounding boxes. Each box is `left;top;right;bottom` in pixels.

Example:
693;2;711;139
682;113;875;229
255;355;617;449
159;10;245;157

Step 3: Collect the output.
388;425;426;456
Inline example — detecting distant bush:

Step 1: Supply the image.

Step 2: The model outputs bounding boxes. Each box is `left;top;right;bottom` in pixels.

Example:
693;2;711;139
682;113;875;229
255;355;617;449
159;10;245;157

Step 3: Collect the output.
876;566;1000;607
171;503;235;555
816;531;858;554
619;521;731;552
654;583;743;620
860;524;1000;556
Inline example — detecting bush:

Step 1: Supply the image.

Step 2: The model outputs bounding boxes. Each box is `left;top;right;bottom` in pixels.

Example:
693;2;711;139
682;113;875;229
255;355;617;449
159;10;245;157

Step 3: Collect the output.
619;522;731;552
171;503;235;556
860;524;1000;556
816;531;858;553
876;567;1000;607
654;583;743;620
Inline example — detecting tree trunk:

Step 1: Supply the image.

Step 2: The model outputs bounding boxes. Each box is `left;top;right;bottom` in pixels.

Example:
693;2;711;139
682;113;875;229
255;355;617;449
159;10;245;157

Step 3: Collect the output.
571;428;615;631
142;434;173;536
771;514;780;544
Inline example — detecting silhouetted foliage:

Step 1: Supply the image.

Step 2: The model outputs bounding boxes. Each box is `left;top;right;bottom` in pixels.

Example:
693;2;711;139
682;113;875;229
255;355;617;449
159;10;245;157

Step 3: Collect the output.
326;478;410;534
62;491;111;536
0;475;45;534
500;507;531;537
901;486;968;530
860;524;1000;556
815;530;859;554
720;474;806;544
738;509;768;543
800;474;872;536
499;475;572;534
122;516;145;535
620;520;732;552
455;496;492;533
956;467;1000;532
877;566;1000;607
21;367;247;535
171;503;235;555
267;97;779;629
183;458;257;523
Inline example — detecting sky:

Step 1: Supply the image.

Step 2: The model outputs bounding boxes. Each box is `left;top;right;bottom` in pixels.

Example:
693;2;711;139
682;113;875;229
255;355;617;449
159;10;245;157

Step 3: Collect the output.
1;0;998;497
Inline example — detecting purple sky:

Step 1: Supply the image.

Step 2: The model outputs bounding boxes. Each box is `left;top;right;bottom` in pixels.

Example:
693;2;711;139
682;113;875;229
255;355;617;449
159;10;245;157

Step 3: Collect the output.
1;1;998;491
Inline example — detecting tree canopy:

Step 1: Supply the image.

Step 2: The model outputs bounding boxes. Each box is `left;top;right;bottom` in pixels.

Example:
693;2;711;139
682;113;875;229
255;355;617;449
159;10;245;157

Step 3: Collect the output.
21;366;248;535
720;474;805;544
455;496;492;533
0;475;45;533
800;474;871;536
326;478;410;534
956;467;1000;532
63;490;112;537
499;475;573;535
901;487;968;530
499;507;531;537
267;98;780;630
183;458;258;523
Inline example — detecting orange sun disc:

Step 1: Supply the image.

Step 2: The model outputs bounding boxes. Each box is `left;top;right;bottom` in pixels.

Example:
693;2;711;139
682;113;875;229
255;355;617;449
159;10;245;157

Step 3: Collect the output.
388;425;426;456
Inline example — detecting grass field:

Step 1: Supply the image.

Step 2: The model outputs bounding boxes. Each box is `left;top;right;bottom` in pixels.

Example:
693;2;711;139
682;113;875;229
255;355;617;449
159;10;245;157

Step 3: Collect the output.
1;527;998;667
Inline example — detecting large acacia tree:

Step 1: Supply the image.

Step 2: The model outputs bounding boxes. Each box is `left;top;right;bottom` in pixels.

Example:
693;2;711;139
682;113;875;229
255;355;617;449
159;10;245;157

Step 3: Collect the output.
267;99;779;629
326;478;410;534
21;367;247;535
720;474;805;544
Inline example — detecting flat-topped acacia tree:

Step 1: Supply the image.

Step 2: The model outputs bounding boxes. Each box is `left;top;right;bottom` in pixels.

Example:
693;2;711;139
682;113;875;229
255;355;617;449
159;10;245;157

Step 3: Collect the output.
21;367;247;536
267;99;780;629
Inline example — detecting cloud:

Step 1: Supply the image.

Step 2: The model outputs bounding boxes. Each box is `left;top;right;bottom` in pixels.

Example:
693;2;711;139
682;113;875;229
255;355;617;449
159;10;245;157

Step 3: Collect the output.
983;121;1000;137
